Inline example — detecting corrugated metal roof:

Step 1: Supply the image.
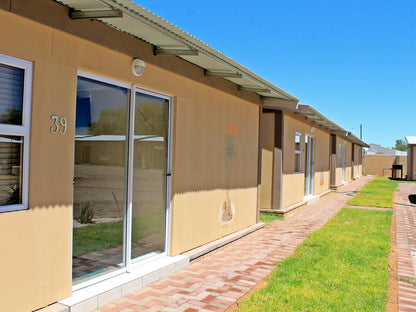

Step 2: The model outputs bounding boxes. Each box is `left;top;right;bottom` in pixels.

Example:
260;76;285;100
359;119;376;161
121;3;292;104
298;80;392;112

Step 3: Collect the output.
54;0;298;106
405;136;416;145
297;104;369;147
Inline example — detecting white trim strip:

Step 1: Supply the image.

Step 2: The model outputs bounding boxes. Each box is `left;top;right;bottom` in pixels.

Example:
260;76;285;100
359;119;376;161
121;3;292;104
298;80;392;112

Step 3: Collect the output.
77;70;131;89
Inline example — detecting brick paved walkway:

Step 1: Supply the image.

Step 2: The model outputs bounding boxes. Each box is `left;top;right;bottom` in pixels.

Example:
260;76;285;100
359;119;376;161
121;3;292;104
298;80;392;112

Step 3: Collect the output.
395;183;416;312
94;177;372;312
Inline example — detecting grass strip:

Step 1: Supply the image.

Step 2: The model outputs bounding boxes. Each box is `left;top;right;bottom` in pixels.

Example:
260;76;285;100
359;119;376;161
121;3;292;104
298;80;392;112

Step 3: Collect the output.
347;176;397;208
260;212;283;224
236;208;392;312
73;213;163;257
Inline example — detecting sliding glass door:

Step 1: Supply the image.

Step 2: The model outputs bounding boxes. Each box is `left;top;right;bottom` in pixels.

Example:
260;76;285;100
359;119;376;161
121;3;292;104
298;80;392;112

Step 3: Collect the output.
73;73;171;284
130;92;169;261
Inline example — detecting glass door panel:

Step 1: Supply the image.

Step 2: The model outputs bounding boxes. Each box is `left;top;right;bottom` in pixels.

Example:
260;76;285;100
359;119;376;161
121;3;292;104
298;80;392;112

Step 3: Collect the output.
73;76;129;283
304;135;310;196
309;137;314;195
304;135;314;197
131;92;168;260
342;145;346;183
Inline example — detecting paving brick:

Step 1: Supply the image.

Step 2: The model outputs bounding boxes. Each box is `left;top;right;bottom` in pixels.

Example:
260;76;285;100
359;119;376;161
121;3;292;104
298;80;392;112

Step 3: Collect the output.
396;183;416;311
96;177;372;311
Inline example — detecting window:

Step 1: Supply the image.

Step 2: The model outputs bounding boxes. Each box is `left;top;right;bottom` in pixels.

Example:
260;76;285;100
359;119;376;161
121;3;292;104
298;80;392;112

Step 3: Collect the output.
294;132;301;173
0;54;32;212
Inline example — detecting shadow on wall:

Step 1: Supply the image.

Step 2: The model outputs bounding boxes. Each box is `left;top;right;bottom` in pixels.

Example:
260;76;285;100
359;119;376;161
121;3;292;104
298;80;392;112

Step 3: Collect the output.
174;124;259;195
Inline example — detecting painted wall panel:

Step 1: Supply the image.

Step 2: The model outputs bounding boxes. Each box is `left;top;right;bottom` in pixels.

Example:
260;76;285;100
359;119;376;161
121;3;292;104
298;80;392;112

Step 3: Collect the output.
412;146;416;180
364;155;407;177
282;173;304;208
260;113;275;209
281;112;331;209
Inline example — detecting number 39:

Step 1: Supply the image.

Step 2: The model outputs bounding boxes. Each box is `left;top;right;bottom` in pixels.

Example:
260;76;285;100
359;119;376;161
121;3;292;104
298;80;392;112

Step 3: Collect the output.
50;115;67;134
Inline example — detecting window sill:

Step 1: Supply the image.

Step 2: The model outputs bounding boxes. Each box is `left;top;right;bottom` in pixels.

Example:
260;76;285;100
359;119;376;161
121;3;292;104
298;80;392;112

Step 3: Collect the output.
0;204;27;213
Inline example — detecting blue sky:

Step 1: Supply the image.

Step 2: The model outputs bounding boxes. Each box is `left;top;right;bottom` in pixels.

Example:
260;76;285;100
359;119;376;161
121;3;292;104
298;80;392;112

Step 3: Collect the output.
135;0;415;148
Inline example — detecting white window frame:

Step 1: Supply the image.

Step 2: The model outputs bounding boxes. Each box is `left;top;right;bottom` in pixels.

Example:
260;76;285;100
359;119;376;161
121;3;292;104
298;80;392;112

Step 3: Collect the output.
294;132;302;173
0;54;32;213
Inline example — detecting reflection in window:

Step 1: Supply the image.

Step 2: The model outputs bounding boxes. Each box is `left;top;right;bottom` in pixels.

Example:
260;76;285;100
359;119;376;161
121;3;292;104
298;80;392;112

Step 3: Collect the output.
295;133;301;173
131;91;168;260
73;76;129;283
0;136;22;206
0;63;23;125
338;144;342;167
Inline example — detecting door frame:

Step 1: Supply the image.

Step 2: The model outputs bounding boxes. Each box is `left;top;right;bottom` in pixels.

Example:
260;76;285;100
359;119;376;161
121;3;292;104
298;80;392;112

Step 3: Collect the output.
125;85;174;268
304;134;315;197
354;148;359;178
340;144;346;183
73;71;174;288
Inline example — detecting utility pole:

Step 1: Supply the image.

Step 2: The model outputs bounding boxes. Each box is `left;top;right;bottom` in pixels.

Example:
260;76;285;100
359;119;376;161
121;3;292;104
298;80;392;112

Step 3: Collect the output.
360;124;362;140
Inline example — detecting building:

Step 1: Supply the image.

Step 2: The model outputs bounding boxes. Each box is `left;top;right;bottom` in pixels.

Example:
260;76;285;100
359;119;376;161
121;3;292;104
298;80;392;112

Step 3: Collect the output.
406;136;416;181
365;143;407;156
260;104;368;214
0;1;367;311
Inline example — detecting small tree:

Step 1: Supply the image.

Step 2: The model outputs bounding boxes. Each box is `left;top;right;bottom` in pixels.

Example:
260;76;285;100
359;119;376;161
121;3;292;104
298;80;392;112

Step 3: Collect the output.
395;139;408;151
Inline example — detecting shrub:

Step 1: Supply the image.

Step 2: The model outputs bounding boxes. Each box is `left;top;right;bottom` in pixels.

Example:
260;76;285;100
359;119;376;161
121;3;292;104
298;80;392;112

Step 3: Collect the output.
77;202;94;224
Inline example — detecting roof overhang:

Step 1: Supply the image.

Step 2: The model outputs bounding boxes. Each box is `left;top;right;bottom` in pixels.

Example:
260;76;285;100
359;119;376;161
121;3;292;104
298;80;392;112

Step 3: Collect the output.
262;97;299;111
296;104;369;147
54;0;298;103
405;136;416;145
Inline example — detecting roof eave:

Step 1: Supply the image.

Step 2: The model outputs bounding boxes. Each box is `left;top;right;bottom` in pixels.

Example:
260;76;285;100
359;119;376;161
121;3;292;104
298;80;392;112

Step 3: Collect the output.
56;0;298;102
296;104;369;147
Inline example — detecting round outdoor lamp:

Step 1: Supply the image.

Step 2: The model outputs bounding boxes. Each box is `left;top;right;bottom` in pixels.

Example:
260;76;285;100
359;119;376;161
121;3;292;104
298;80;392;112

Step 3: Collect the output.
131;58;146;76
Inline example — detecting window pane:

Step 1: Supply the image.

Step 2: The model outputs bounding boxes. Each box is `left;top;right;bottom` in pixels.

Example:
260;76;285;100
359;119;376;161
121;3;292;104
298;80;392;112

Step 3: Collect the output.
295;134;301;151
0;63;23;125
0;135;22;206
295;153;301;173
73;77;129;283
131;92;168;260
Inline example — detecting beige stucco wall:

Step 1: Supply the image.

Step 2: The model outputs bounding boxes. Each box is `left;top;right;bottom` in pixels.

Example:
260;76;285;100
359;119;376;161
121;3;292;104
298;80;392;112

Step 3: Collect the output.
346;141;352;180
412;146;416;180
364;155;408;177
334;136;354;186
282;173;304;208
170;86;259;254
281;112;330;208
0;3;259;311
260;113;275;209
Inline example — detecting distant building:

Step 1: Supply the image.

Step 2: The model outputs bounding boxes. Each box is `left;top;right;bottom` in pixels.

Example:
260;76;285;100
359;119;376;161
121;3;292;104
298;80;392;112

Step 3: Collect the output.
405;136;416;180
365;143;407;156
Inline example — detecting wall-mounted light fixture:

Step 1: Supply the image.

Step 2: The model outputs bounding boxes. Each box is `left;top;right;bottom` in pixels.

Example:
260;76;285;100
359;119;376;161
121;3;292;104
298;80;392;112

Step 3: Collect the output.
311;126;315;133
131;58;146;76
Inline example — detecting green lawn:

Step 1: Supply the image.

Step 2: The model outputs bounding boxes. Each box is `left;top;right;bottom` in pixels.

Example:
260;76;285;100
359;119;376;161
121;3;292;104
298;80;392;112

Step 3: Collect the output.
73;213;163;257
347;176;398;208
260;212;283;224
236;208;392;312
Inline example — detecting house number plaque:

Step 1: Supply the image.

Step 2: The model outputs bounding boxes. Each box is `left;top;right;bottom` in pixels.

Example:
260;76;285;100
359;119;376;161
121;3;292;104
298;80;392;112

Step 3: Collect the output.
50;115;67;134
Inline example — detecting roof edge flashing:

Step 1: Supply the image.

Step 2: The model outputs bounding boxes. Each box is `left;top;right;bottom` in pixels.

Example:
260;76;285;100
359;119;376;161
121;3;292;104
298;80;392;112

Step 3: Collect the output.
296;104;369;147
262;97;298;111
